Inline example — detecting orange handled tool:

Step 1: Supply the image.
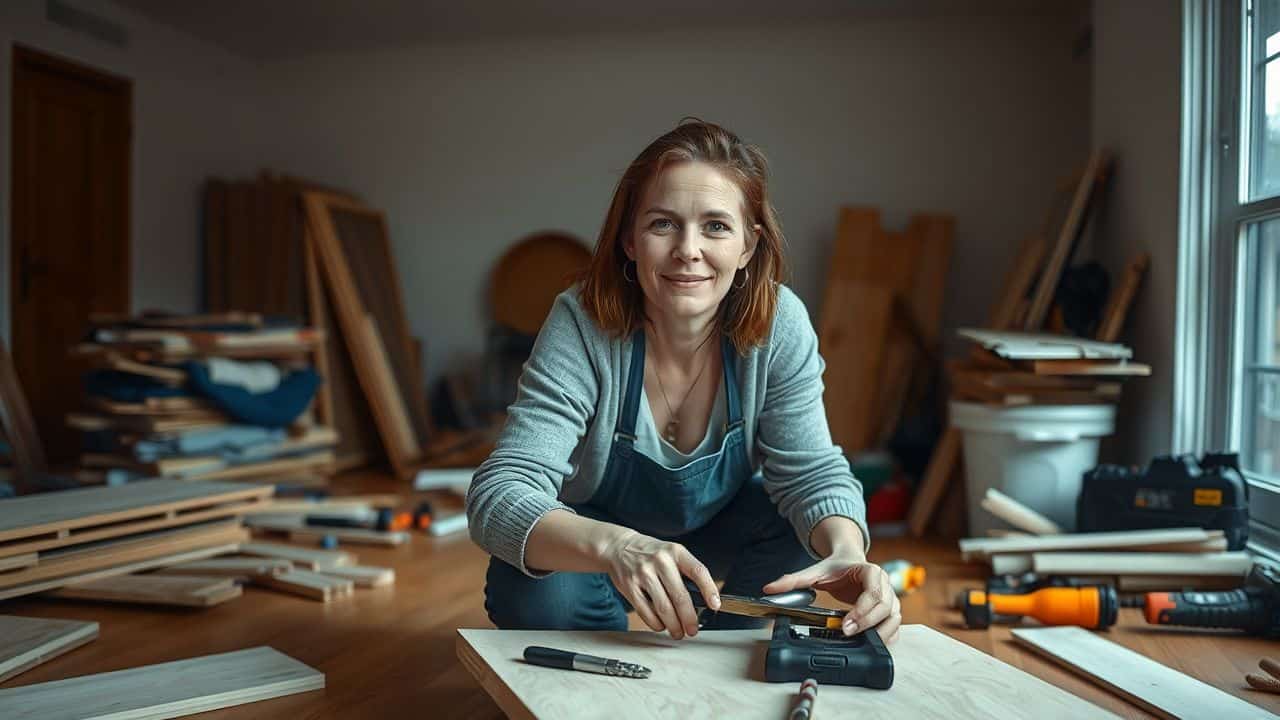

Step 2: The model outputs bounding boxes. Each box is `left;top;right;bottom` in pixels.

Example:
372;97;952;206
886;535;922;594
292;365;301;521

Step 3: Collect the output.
961;584;1118;629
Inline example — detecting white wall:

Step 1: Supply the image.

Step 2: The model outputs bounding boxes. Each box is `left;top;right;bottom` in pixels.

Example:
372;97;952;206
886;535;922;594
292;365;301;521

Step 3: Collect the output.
257;14;1091;384
1091;0;1183;463
0;0;268;343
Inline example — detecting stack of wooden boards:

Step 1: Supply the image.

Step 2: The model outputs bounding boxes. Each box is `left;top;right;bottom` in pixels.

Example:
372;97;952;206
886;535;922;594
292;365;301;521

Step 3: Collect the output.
818;207;954;457
907;150;1152;536
950;329;1149;406
68;311;337;487
960;527;1251;591
0;618;324;719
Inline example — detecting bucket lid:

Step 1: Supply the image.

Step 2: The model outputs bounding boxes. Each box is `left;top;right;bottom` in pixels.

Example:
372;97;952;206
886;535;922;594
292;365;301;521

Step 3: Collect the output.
949;401;1116;439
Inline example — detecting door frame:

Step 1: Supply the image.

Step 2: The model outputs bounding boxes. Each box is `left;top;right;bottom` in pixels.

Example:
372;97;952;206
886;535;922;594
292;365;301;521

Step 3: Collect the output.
10;42;133;333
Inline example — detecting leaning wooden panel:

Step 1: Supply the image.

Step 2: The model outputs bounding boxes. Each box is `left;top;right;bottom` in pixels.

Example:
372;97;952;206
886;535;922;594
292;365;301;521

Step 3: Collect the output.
457;625;1115;720
0;478;271;546
1011;626;1268;720
0;615;98;684
47;574;241;608
0;645;324;719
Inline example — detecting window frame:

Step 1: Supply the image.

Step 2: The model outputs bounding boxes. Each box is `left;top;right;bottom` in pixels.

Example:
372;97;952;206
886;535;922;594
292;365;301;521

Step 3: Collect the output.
1184;0;1280;560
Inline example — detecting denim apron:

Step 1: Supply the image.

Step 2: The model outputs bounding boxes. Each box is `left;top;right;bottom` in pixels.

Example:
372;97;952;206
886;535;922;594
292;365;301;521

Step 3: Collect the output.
579;330;753;538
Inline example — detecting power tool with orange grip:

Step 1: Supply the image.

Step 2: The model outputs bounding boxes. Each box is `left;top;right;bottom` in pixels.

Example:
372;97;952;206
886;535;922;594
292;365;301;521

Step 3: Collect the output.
960;584;1118;629
1142;565;1280;637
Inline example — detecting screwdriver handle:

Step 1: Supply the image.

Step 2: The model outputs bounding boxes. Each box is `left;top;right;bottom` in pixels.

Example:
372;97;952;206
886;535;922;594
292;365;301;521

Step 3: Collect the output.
1144;589;1270;633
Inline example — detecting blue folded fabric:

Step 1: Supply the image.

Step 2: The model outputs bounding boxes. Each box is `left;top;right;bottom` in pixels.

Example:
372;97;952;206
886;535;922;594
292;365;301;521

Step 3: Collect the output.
84;370;190;403
183;364;320;429
132;425;286;462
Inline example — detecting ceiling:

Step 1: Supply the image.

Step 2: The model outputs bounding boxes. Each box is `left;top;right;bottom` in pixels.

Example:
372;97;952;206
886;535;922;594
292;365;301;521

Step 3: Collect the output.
112;0;1088;61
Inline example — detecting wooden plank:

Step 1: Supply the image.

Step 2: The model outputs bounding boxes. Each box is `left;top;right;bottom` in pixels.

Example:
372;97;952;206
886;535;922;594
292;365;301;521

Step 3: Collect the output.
153;557;292;578
0;478;271;545
191;451;335;483
0;616;98;684
1011;626;1268;720
979;488;1063;535
319;565;394;588
907;426;961;536
1024;151;1111;330
1030;359;1152;376
0;521;249;590
0;646;324;719
238;541;354;571
253;569;353;602
1032;551;1252;578
959;527;1219;559
1096;252;1150;343
0;553;37;572
244;517;408;546
47;574;241;608
989;236;1050;330
0;542;240;602
819;280;896;456
457;625;1115;720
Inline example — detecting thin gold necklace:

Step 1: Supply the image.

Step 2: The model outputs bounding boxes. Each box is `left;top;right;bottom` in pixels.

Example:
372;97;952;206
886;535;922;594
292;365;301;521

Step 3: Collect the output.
650;335;714;445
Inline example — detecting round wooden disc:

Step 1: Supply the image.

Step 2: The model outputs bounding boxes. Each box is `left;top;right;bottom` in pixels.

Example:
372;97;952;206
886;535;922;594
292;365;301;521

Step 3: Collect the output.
490;232;591;336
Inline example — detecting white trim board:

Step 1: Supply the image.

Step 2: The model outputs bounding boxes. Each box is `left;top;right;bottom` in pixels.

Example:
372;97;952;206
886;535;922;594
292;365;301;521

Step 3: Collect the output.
1031;551;1252;577
0;646;323;719
1011;626;1269;719
959;528;1221;559
0;616;98;684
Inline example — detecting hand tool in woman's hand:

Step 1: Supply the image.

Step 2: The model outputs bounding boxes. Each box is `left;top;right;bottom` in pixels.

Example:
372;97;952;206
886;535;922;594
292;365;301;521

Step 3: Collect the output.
602;529;720;640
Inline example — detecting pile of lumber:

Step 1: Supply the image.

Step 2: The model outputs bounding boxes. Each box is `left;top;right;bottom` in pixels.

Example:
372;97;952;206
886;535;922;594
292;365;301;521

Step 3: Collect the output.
960;527;1251;592
907;150;1152;537
949;328;1149;407
0;481;397;608
68;311;337;487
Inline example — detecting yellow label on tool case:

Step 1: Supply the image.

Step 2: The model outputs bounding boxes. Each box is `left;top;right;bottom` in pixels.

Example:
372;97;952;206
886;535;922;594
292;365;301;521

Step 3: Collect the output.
1194;489;1223;506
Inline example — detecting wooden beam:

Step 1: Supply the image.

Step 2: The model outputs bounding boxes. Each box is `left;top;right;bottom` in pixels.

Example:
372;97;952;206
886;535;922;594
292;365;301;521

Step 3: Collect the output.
47;574;241;608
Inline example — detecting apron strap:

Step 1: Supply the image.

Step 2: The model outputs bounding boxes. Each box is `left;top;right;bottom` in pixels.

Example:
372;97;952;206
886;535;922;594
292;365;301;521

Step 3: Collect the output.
615;330;646;442
721;336;743;429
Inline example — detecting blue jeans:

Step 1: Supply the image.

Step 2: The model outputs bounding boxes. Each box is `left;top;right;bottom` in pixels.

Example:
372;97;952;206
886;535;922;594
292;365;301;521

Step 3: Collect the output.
484;474;812;631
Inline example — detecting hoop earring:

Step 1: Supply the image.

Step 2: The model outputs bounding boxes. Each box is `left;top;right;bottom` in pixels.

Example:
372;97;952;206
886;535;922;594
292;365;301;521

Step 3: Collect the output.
733;269;749;290
623;261;636;283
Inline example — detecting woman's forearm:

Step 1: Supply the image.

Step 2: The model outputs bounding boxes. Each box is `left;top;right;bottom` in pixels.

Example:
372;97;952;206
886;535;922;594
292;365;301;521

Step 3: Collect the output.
523;509;635;574
808;515;867;559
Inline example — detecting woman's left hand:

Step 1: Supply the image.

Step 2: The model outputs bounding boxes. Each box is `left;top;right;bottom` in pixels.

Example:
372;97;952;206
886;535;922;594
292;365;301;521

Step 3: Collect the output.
762;555;901;644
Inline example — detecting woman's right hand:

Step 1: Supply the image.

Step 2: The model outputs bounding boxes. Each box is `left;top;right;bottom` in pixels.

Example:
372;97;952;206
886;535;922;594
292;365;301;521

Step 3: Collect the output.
600;529;721;640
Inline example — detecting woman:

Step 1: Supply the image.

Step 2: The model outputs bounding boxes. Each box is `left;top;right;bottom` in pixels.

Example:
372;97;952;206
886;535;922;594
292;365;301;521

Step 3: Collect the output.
467;119;901;644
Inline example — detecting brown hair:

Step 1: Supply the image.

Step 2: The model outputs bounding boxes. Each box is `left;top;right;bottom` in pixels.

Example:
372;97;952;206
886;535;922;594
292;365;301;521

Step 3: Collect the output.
578;119;788;355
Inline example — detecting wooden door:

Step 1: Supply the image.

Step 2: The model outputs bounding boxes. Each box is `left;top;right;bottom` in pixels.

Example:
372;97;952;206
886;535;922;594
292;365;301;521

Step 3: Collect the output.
10;46;131;463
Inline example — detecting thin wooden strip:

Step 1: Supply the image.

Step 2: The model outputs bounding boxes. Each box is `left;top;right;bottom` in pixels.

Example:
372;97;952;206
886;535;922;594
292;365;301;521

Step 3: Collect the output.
238;541;354;571
1011;626;1268;719
0;553;37;572
959;527;1215;559
1031;551;1252;577
0;496;267;559
47;574;241;608
0;616;98;684
0;522;249;589
0;543;240;602
980;488;1063;535
253;569;353;602
1096;252;1150;343
319;565;394;588
0;479;271;543
192;452;335;483
243;518;407;546
0;645;324;719
907;426;961;536
153;557;292;578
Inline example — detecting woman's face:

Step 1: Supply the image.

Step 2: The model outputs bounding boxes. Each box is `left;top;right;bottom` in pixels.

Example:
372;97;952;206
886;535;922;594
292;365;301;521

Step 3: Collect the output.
624;161;757;326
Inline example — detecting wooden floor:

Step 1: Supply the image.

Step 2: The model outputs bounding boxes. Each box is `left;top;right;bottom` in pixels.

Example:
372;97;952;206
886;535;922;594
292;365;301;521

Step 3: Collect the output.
1;471;1278;719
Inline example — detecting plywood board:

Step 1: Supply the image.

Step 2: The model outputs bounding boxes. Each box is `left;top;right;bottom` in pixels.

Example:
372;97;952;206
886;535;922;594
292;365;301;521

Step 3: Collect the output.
0;645;324;719
457;624;1113;720
252;569;353;602
0;615;98;684
47;574;241;607
244;517;407;546
819;281;895;455
0;543;240;602
0;553;37;572
238;541;354;571
1011;626;1268;720
0;478;270;549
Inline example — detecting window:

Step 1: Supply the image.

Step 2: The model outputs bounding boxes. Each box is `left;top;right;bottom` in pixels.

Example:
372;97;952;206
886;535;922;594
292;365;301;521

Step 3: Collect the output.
1183;0;1280;555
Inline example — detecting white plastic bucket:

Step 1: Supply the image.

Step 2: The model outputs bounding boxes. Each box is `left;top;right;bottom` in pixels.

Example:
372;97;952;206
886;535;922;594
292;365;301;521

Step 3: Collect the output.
950;401;1116;535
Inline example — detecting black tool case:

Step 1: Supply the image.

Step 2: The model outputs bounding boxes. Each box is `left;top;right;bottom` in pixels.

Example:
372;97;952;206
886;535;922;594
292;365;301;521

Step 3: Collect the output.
764;616;893;689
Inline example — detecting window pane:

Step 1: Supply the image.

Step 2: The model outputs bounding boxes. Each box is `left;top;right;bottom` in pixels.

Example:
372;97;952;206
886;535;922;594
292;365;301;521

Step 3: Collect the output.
1250;0;1280;199
1244;219;1280;478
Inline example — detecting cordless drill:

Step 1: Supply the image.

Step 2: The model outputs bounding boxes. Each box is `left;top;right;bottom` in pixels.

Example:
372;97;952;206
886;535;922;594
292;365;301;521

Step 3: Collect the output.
1141;564;1280;637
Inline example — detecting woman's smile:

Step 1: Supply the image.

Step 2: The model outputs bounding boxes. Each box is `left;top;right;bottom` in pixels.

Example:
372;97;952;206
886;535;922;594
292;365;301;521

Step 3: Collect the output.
662;272;713;290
